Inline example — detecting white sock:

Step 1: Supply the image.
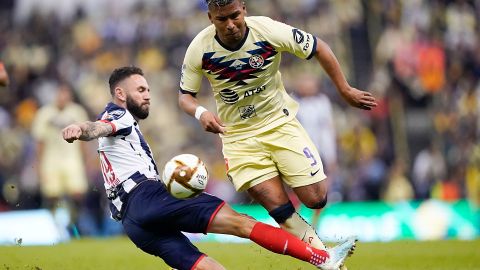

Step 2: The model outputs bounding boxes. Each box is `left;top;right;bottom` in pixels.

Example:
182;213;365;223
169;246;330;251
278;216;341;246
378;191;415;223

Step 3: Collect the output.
281;212;326;250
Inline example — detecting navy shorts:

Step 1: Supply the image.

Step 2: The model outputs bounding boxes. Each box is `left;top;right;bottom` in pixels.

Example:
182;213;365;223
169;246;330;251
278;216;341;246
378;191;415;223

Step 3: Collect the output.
122;180;224;270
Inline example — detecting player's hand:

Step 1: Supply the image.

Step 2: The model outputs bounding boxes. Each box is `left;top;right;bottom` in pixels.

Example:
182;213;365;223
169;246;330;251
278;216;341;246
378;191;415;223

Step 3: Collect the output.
341;87;377;110
62;124;83;143
199;111;226;134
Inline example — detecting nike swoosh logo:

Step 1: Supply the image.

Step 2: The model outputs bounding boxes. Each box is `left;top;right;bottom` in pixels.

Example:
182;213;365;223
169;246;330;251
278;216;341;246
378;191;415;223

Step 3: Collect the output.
310;169;320;176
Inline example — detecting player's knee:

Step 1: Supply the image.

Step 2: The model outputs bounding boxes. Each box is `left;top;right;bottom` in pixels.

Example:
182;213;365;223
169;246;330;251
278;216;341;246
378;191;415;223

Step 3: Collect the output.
268;201;295;224
210;205;254;238
233;213;257;238
305;194;328;209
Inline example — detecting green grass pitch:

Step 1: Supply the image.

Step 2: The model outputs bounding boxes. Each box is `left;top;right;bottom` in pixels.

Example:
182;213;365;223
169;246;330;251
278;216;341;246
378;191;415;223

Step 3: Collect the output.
0;237;479;270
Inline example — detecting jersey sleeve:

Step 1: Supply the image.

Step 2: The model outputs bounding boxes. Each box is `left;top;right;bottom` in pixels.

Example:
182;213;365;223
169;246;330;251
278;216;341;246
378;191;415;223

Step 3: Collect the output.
180;38;204;94
261;17;317;60
99;108;134;137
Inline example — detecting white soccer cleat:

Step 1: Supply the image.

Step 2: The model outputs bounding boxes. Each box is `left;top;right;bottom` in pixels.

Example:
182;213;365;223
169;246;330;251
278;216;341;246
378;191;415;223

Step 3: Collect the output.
316;236;357;270
339;237;357;270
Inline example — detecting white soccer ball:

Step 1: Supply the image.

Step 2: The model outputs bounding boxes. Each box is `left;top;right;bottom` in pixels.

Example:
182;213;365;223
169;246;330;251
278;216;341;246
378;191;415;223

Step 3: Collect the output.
162;154;208;199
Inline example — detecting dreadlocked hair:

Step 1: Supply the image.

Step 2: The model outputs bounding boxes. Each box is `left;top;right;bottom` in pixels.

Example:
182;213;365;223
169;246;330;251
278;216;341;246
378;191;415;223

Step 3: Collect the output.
205;0;236;7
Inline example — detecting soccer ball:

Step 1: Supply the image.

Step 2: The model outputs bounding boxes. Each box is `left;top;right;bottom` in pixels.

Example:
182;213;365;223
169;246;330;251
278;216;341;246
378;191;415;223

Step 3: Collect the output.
162;154;208;199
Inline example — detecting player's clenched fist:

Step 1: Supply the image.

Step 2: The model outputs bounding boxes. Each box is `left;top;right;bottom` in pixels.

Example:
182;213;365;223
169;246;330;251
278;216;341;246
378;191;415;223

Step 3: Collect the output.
62;124;82;143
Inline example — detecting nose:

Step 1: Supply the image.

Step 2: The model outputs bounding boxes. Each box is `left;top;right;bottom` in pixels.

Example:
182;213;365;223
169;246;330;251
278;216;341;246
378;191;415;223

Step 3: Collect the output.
226;19;235;31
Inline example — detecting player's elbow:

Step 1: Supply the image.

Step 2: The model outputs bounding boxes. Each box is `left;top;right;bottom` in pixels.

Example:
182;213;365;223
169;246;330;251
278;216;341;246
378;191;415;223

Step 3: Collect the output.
178;92;186;108
178;90;198;111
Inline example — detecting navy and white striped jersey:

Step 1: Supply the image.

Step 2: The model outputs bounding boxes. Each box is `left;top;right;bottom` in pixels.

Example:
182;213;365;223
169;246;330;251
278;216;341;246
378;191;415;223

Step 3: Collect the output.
96;102;158;192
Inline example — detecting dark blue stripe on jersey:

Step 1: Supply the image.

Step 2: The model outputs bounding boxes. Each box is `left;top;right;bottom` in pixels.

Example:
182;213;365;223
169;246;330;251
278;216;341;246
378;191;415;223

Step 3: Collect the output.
106;102;124;111
306;35;318;60
202;52;235;74
202;40;276;86
180;89;197;97
96;111;105;121
128;171;147;182
114;126;132;137
97;102;127;120
135;127;158;174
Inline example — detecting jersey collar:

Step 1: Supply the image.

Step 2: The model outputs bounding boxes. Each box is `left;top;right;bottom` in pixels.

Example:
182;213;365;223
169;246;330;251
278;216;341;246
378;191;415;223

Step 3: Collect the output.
214;26;250;52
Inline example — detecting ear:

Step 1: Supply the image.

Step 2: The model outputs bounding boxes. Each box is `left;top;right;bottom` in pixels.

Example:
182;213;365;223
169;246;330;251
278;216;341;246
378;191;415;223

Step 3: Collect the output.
208;11;213;23
114;87;126;102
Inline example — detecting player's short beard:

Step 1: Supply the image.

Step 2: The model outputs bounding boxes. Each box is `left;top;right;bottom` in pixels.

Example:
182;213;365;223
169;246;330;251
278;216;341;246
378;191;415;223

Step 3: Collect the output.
126;95;149;119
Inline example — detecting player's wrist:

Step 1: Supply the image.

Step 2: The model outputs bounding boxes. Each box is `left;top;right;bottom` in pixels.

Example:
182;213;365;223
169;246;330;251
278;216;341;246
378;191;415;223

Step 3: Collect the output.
194;106;208;120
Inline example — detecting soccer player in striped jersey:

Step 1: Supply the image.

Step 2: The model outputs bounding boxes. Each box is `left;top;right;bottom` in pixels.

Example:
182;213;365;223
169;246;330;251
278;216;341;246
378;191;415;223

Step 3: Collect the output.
179;1;375;268
62;66;355;270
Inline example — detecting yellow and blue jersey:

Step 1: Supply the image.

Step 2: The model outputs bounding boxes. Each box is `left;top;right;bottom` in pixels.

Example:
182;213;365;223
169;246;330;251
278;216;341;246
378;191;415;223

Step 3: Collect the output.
180;16;317;142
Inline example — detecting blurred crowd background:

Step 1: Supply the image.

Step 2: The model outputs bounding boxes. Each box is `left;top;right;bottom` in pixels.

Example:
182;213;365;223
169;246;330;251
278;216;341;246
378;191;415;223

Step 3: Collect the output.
0;0;479;236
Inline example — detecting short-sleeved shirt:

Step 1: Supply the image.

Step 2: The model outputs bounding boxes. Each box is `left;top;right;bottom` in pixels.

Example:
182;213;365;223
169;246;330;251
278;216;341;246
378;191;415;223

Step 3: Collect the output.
180;16;317;142
96;102;158;191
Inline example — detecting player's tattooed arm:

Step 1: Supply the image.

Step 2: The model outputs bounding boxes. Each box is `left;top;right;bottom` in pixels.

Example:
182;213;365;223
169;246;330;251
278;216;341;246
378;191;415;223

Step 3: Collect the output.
79;121;114;140
62;121;114;143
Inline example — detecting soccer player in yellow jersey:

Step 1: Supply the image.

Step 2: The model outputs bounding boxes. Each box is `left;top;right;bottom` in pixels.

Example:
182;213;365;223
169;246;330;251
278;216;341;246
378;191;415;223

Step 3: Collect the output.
179;0;376;267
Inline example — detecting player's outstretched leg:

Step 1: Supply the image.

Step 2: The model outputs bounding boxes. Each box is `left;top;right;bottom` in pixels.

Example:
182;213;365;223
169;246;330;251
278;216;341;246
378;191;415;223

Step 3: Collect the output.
249;222;356;270
208;201;355;269
249;222;329;265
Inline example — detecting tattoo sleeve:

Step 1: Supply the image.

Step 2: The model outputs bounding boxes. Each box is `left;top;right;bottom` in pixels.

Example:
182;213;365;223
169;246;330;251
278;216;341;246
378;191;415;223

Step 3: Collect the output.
79;121;114;140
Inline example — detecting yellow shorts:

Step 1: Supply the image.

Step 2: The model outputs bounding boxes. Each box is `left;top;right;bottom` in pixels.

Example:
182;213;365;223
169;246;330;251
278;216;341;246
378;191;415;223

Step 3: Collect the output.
40;163;88;198
222;118;326;191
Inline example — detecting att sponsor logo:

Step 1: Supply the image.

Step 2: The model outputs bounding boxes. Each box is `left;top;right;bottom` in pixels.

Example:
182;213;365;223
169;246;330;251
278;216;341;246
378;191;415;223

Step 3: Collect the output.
244;85;266;98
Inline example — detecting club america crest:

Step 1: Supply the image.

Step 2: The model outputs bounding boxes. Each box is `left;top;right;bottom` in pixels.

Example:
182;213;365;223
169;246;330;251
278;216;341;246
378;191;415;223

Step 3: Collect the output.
249;54;264;69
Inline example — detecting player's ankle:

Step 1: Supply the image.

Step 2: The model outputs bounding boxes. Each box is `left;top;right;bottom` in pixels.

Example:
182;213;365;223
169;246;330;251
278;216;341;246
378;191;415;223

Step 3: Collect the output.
282;212;326;250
